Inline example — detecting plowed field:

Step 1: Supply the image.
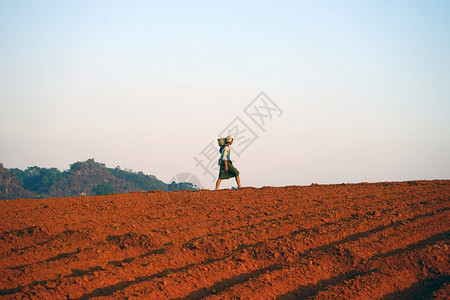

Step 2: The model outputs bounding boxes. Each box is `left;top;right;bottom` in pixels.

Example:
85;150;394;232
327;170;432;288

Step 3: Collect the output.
1;180;449;299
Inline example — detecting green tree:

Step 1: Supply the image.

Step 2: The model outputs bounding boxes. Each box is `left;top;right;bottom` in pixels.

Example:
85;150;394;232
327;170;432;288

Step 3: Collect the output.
168;181;197;191
93;182;115;195
15;166;61;195
108;167;168;191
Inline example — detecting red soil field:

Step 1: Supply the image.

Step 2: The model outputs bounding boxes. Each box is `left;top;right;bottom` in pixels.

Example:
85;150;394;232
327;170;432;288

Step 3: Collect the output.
0;180;449;299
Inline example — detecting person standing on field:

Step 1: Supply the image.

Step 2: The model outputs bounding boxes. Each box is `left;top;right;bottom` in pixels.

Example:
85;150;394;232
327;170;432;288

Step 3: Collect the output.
215;135;242;190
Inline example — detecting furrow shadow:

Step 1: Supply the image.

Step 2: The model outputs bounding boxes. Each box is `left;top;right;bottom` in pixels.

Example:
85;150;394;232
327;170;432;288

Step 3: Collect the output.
381;275;450;300
276;269;376;300
371;231;450;260
303;207;449;256
45;249;82;263
1;265;107;295
175;264;285;300
75;258;220;300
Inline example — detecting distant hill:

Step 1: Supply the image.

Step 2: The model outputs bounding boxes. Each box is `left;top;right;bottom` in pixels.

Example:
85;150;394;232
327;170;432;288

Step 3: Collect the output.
0;164;35;200
1;159;197;200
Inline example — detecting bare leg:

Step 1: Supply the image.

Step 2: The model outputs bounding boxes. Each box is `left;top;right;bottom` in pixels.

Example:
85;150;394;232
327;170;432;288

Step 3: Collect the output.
215;179;222;190
235;176;242;189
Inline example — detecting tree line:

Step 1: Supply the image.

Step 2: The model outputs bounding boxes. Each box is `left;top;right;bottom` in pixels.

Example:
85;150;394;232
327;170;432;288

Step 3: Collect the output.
0;159;198;200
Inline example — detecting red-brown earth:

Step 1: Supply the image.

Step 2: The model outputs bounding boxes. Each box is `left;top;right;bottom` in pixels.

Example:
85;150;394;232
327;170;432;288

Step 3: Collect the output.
0;180;449;299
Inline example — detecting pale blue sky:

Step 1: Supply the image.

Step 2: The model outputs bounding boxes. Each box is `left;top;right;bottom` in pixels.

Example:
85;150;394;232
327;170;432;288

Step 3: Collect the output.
1;1;449;188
